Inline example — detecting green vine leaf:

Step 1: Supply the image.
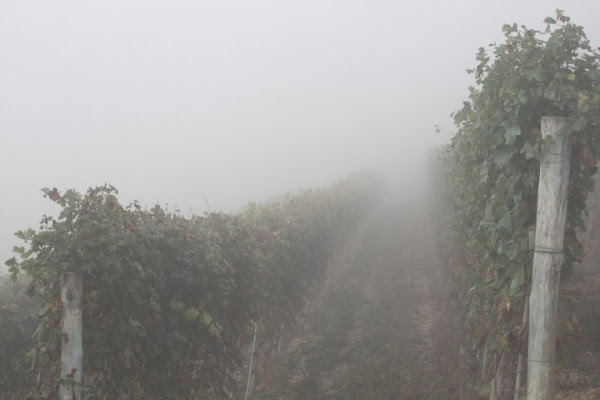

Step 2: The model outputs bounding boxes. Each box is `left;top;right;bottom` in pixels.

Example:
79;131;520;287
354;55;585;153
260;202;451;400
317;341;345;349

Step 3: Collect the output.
437;11;600;372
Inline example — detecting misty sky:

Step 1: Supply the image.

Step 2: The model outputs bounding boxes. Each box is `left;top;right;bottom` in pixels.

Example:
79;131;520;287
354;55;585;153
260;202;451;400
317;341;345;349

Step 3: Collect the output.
2;1;600;272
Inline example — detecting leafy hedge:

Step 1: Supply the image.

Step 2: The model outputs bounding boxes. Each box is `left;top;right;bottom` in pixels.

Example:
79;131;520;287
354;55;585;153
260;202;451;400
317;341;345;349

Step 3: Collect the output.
5;173;381;399
0;277;38;400
437;10;600;389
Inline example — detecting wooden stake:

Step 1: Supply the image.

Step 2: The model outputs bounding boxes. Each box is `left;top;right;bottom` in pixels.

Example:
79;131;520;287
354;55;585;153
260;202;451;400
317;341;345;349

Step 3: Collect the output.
59;271;83;400
490;351;506;400
527;116;571;400
482;346;488;380
244;322;258;400
514;352;523;400
514;297;529;400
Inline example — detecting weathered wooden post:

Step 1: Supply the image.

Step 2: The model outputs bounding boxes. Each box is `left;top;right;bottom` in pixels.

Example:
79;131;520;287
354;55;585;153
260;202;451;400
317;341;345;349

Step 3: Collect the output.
244;321;258;400
514;299;528;400
527;116;571;400
59;271;83;400
490;351;506;400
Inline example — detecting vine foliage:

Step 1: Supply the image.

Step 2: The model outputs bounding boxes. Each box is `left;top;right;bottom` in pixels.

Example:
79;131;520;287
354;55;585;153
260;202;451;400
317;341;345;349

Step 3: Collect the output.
0;277;38;400
6;174;379;399
438;9;600;385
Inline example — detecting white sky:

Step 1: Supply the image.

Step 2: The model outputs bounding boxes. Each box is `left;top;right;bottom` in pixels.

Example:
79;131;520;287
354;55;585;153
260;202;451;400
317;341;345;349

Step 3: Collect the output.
2;1;600;271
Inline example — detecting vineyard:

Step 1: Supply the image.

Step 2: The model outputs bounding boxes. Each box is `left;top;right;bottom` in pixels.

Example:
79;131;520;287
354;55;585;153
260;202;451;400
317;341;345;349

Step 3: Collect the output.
4;10;600;400
1;174;382;399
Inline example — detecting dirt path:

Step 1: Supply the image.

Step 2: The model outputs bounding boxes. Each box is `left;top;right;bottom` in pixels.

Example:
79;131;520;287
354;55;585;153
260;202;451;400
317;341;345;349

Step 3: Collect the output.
249;189;455;399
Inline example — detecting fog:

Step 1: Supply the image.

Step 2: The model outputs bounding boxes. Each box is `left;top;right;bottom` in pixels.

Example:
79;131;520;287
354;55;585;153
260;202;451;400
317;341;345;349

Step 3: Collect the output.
2;1;600;272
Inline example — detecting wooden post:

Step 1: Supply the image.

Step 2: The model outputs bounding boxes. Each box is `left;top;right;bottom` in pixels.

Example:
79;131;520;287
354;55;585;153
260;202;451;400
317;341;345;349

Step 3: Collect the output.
527;116;571;400
244;321;258;400
481;346;488;380
513;290;529;400
490;351;506;400
514;299;529;400
277;322;284;355
514;352;524;400
59;271;83;400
